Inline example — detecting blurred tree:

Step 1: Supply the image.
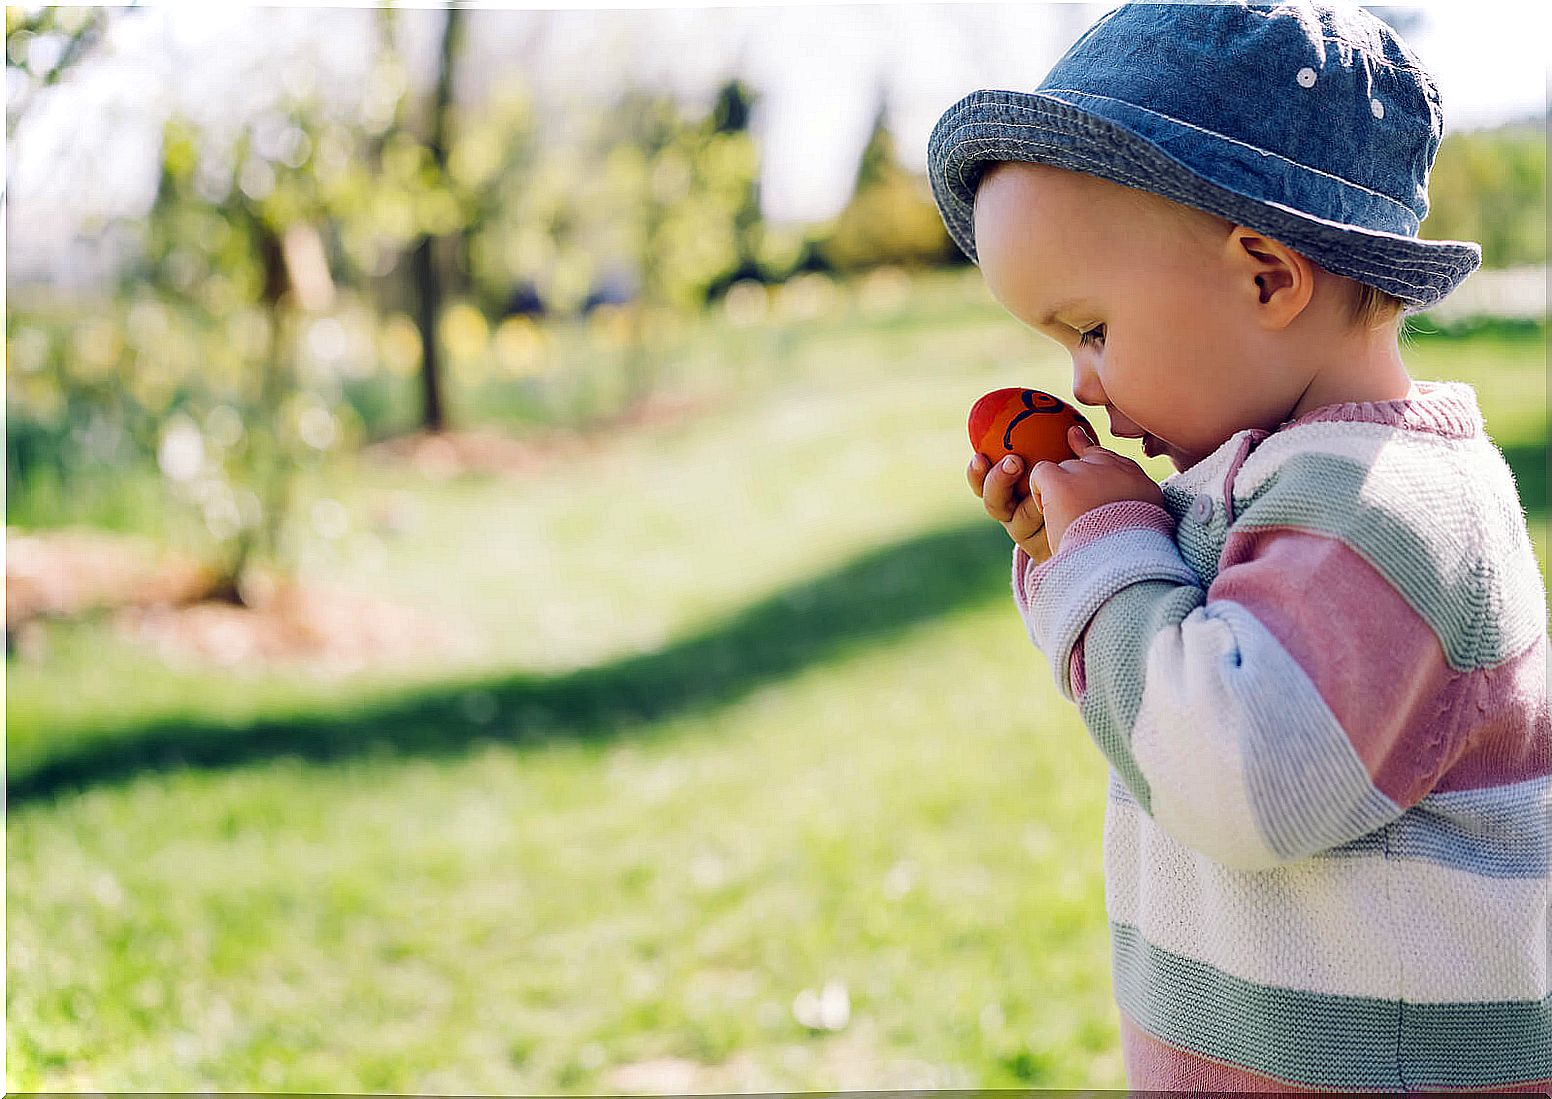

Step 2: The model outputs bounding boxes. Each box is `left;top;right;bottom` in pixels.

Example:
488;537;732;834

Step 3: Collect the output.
5;5;140;283
440;13;547;315
365;6;556;432
130;111;346;604
458;78;772;418
818;89;960;273
593;80;770;403
5;5;120;149
1422;118;1547;268
702;79;781;300
7;7;140;541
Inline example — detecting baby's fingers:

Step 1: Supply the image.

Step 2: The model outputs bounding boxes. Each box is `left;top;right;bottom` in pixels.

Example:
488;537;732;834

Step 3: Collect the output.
982;454;1038;522
967;453;991;499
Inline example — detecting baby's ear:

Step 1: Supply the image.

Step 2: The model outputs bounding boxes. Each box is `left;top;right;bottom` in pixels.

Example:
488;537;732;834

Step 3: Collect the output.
1229;227;1315;327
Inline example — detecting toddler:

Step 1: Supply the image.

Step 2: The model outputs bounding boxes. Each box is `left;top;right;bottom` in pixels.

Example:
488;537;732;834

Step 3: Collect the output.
929;1;1549;1091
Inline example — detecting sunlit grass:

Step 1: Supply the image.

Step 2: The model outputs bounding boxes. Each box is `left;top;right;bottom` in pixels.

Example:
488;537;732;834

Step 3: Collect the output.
6;268;1547;1089
9;606;1120;1089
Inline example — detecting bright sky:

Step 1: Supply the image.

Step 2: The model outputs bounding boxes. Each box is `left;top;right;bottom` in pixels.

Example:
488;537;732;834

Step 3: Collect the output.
5;0;1548;287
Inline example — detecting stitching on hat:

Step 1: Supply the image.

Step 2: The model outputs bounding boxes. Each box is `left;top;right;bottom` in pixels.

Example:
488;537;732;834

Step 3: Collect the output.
943;131;1462;280
1028;90;1419;219
943;136;1456;293
937;96;1473;277
931;91;1483;292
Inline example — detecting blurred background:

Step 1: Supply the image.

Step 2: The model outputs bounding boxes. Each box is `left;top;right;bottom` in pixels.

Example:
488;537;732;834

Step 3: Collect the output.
5;1;1546;1090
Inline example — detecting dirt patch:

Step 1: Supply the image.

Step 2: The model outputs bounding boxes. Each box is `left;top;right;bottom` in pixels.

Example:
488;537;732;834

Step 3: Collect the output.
6;526;475;677
6;526;219;626
112;574;477;678
9;404;708;675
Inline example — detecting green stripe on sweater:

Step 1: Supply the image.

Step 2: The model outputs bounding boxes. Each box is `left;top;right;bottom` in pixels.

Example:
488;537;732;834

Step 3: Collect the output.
1077;579;1209;813
1113;920;1552;1088
1232;448;1542;670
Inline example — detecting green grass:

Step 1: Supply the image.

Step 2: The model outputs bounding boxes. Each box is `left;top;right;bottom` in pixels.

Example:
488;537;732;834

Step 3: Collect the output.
6;268;1547;1089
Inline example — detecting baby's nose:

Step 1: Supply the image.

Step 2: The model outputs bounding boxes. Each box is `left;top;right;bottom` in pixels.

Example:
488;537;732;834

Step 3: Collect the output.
1071;366;1106;409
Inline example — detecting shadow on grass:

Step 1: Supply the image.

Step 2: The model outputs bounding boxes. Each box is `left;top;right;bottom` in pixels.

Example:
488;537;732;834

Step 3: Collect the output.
10;521;1016;806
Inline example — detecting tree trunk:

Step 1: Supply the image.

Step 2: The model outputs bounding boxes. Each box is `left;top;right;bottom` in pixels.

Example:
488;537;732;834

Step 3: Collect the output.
411;5;465;434
411;235;446;433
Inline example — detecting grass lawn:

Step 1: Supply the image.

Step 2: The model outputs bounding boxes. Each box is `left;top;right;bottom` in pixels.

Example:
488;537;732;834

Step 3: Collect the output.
6;268;1547;1090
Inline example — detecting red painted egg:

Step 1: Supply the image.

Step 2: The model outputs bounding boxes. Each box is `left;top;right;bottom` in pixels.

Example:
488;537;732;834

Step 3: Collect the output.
968;388;1093;496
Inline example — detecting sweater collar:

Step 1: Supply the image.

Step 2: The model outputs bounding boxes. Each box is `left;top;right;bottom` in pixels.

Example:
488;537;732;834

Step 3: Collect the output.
1160;380;1484;497
1275;379;1484;439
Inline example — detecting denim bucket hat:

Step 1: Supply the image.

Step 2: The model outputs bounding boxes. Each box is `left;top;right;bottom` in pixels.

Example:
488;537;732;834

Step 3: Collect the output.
927;0;1482;312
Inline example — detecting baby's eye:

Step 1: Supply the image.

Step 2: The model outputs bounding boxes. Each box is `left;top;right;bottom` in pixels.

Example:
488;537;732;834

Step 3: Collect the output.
1078;324;1106;347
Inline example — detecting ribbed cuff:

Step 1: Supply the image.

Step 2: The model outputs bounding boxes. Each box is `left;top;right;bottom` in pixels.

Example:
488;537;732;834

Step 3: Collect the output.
1013;501;1197;700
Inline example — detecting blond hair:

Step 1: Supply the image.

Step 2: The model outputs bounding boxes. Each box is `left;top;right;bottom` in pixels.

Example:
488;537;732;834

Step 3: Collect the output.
1346;280;1408;331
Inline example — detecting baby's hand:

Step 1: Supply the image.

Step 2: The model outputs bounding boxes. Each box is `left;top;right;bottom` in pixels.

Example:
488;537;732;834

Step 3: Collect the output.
1030;425;1167;552
967;451;1053;564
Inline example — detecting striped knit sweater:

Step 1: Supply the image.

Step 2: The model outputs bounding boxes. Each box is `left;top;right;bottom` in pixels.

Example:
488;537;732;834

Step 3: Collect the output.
1012;379;1550;1092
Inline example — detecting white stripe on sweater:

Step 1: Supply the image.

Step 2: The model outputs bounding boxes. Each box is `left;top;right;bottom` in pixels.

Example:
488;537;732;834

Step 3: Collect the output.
1232;416;1479;501
1105;792;1551;1004
1131;598;1402;870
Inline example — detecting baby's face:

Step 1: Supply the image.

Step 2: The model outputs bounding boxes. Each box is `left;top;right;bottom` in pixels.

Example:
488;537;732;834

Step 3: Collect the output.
972;162;1301;471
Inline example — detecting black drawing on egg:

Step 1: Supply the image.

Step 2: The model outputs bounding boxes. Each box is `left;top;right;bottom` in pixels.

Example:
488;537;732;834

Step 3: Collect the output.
1003;390;1073;450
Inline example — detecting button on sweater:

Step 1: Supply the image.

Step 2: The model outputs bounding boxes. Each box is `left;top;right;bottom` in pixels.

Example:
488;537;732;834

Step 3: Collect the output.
1012;379;1549;1092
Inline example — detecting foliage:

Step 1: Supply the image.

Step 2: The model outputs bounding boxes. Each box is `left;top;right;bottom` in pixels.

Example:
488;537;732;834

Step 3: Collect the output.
6;7;1545;608
460;78;784;319
1422;119;1547;267
819;96;961;273
5;5;114;141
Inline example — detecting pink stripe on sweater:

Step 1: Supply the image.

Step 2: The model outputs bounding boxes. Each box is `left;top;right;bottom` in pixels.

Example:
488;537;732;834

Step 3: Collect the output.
1434;630;1550;792
1062;498;1177;554
1120;1010;1552;1093
1212;526;1548;805
1119;1010;1321;1091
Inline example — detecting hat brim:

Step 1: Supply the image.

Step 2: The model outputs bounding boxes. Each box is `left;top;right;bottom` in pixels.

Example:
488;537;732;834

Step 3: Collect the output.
928;89;1482;313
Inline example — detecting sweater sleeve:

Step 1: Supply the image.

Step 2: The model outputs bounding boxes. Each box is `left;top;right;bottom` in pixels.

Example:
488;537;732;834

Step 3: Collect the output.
1013;490;1472;871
